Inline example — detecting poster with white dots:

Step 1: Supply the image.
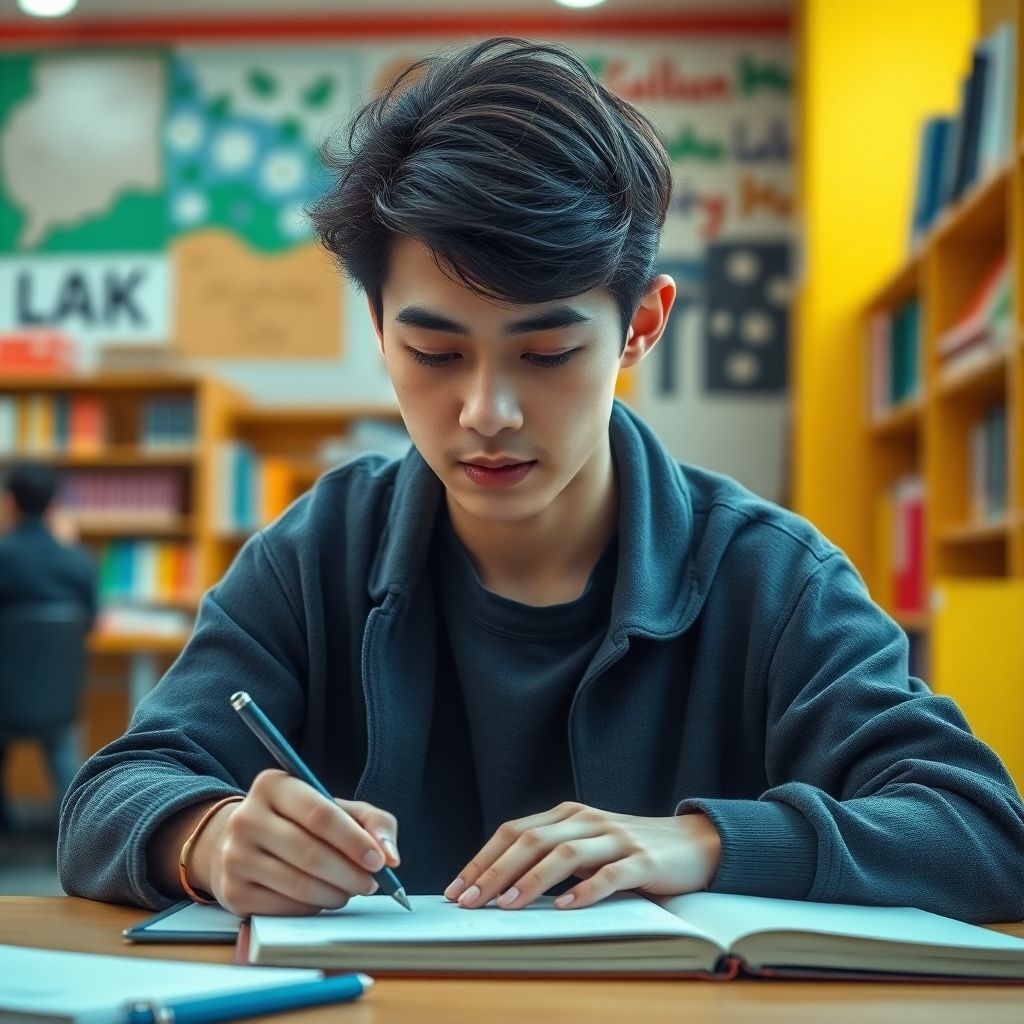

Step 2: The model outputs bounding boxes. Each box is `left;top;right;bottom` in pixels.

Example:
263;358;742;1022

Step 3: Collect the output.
705;241;790;393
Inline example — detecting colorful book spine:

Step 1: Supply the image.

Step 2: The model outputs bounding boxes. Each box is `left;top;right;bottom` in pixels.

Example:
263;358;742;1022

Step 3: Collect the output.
142;396;196;451
969;404;1008;522
97;540;197;604
60;470;184;523
868;298;922;417
911;23;1015;238
892;477;925;615
216;444;296;534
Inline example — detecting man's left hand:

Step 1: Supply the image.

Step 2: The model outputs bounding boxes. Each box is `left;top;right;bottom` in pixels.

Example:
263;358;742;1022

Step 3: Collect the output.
444;802;721;911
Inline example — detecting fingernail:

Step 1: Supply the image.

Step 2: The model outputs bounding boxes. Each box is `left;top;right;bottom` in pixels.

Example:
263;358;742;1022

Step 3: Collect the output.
497;886;519;907
362;849;385;871
444;877;465;900
367;879;380;895
457;884;481;907
381;838;399;863
555;893;575;908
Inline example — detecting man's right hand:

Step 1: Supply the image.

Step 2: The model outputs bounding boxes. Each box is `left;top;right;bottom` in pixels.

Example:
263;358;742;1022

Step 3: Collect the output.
177;769;401;916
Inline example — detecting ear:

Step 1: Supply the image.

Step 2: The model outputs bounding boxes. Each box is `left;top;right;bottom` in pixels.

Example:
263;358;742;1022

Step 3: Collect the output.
619;274;676;371
366;295;385;356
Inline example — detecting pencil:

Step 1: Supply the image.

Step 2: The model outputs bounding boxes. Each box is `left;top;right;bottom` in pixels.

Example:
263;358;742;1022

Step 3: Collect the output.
230;690;412;912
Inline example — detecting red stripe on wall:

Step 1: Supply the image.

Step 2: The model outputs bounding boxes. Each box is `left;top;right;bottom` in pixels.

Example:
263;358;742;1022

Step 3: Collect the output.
0;12;791;47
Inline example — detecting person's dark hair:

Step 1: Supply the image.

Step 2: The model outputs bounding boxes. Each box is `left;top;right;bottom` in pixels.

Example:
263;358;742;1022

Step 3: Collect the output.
4;460;59;517
309;37;672;343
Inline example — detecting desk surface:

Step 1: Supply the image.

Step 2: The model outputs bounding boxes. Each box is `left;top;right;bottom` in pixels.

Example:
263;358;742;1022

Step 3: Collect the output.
2;897;1023;1023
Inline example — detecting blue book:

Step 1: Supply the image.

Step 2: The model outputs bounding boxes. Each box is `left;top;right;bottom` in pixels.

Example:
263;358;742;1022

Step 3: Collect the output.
911;117;951;244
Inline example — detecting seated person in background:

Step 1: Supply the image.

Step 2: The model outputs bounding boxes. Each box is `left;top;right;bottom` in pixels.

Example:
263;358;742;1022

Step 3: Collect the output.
59;38;1024;923
0;461;97;827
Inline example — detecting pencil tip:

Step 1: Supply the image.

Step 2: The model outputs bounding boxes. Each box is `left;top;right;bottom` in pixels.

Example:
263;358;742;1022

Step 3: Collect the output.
394;888;412;911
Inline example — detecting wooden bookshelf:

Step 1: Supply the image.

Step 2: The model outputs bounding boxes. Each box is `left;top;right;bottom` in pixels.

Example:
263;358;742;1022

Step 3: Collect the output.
0;373;243;801
211;400;405;579
856;10;1024;789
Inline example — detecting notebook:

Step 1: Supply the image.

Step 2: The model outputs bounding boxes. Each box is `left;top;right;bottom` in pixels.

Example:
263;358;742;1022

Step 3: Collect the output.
0;945;322;1024
123;900;242;943
241;891;1024;980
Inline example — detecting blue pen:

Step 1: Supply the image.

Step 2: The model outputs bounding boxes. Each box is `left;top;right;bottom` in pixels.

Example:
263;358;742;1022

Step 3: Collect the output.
230;690;412;911
123;972;373;1024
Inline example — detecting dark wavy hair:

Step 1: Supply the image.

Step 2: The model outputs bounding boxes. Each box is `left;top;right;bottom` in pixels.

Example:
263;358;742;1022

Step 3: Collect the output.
308;37;672;342
4;460;58;517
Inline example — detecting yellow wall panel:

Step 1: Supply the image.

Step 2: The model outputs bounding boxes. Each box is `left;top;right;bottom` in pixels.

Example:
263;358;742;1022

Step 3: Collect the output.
795;0;976;569
932;580;1024;792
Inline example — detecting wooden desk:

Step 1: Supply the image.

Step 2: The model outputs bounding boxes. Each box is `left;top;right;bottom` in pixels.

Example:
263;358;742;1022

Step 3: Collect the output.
2;898;1023;1023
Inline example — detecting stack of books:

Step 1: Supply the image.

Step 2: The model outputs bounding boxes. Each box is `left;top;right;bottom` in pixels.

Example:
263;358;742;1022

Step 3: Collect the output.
910;22;1016;244
936;251;1012;376
868;299;921;417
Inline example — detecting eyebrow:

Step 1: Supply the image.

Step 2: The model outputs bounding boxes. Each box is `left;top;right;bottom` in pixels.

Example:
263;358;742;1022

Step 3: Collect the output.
393;305;592;336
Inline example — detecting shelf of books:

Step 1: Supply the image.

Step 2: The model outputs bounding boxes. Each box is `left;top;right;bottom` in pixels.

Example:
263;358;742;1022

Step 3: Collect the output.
209;402;408;580
0;373;242;800
862;14;1024;788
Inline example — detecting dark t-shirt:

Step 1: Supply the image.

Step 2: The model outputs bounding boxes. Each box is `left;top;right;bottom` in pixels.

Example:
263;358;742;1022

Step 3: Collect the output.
419;505;617;886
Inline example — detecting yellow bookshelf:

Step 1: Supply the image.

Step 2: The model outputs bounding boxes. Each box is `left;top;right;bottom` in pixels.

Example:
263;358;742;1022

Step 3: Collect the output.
856;11;1024;789
210;402;405;580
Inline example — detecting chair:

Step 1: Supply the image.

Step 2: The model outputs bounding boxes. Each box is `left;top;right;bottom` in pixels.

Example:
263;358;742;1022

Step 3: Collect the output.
0;602;90;814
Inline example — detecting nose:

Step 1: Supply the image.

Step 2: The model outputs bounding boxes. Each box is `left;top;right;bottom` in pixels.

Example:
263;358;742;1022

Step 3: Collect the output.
458;368;523;437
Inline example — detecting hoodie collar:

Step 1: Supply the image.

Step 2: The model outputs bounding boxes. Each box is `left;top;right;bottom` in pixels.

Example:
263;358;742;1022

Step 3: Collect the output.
369;401;698;638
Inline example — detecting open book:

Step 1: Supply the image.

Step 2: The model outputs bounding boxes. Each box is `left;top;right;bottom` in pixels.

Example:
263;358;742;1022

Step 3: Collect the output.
242;891;1024;980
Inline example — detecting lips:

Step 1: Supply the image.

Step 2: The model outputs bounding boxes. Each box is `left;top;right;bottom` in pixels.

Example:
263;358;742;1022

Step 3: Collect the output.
463;458;530;469
460;460;536;489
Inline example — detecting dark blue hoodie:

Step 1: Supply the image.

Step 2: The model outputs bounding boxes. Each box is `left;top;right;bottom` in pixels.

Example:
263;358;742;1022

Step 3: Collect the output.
57;403;1024;922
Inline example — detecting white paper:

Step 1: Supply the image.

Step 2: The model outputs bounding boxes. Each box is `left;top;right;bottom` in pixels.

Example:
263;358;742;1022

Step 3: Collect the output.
0;945;321;1024
252;892;705;947
657;892;1024;954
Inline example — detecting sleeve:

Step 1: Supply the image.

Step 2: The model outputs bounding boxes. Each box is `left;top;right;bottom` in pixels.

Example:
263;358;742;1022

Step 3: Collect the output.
57;532;310;910
676;553;1024;923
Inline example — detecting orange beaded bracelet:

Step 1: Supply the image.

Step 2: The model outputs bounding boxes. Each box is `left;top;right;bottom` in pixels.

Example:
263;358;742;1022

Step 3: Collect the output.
177;795;244;904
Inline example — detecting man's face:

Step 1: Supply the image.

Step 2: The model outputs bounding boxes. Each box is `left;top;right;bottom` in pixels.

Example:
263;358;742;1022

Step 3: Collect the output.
376;236;629;526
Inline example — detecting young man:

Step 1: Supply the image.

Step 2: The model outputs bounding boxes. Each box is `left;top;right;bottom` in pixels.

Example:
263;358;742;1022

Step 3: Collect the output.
1;461;97;826
59;39;1024;923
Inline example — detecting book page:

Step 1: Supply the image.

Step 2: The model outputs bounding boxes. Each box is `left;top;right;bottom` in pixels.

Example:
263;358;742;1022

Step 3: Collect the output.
656;892;1024;954
0;945;320;1024
252;892;716;948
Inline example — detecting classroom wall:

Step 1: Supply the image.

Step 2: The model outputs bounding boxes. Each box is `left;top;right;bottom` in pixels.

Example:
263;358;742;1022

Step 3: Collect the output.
794;0;977;563
0;17;795;502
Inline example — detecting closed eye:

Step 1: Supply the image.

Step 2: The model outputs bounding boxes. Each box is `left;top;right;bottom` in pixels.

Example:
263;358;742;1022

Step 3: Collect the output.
408;348;460;367
524;349;579;368
407;348;580;369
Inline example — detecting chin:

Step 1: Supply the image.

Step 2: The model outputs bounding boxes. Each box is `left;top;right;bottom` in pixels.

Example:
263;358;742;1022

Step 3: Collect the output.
447;480;553;524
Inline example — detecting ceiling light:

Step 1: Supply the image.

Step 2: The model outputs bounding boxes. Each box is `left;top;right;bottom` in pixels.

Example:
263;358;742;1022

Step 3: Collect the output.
554;0;608;8
18;0;78;16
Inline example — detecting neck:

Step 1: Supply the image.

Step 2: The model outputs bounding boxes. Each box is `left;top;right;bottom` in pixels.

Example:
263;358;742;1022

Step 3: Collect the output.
446;438;617;605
